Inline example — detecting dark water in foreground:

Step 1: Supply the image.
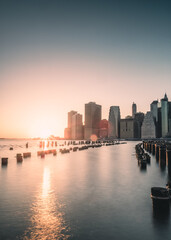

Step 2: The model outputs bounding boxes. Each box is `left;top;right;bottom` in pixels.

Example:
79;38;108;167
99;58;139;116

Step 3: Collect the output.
0;140;171;240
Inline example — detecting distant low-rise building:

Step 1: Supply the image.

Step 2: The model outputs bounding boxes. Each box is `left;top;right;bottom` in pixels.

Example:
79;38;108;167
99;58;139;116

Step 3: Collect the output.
64;128;71;140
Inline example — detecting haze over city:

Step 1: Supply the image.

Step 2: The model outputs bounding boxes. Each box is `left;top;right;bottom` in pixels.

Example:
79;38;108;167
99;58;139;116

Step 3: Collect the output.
0;0;171;138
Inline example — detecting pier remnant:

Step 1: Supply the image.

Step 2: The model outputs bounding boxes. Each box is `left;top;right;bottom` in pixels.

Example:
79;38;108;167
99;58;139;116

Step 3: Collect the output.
1;158;8;165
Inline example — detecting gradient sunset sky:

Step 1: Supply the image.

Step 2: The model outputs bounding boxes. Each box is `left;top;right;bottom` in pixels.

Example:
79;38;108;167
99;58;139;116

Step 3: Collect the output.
0;0;171;138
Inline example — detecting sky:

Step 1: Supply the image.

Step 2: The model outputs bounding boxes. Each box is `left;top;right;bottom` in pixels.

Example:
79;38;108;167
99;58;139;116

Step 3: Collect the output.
0;0;171;138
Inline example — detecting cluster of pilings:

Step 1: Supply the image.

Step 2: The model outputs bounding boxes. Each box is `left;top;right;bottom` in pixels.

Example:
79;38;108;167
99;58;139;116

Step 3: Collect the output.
39;141;58;148
37;149;57;158
135;143;151;170
1;140;127;165
143;141;171;175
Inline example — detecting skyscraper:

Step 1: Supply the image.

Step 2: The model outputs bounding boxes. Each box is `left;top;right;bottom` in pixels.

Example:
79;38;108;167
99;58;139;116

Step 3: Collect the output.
132;102;137;118
108;106;120;139
71;113;83;140
141;111;156;139
84;102;101;140
150;100;158;122
68;111;77;129
134;112;144;139
64;110;77;139
161;93;168;137
150;100;159;137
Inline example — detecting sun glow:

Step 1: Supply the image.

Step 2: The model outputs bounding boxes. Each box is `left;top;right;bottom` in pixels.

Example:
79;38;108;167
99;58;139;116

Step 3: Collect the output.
28;119;53;138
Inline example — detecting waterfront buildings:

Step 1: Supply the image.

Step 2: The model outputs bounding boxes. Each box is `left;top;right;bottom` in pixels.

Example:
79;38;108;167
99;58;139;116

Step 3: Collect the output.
64;111;83;140
108;106;120;139
120;117;134;139
71;113;83;140
150;100;159;136
64;94;171;140
99;119;108;138
134;112;144;139
84;102;102;140
141;111;156;138
132;102;137;118
161;94;169;137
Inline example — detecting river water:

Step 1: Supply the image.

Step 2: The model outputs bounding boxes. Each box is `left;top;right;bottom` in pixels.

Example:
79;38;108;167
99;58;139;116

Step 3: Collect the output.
0;140;170;240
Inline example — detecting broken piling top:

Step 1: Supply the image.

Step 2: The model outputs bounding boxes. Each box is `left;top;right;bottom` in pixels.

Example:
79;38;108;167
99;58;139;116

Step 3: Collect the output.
1;158;8;165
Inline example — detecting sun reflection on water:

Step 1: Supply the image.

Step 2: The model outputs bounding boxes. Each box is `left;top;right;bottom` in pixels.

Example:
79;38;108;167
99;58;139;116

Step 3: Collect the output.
23;167;70;240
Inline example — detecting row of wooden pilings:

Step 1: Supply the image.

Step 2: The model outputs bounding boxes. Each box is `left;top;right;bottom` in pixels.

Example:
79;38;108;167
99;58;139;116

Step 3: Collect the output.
143;141;171;175
1;152;32;166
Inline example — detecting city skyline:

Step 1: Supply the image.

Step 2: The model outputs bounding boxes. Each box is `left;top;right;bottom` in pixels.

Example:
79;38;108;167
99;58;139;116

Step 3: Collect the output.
1;0;171;138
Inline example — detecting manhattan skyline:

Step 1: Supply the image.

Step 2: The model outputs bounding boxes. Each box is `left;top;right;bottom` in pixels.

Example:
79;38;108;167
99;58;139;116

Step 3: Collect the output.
0;0;171;138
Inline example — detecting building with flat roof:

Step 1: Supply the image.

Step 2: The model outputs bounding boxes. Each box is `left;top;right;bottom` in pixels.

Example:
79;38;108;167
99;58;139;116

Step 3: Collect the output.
120;118;134;139
71;113;83;140
108;106;120;139
84;102;101;140
161;93;169;137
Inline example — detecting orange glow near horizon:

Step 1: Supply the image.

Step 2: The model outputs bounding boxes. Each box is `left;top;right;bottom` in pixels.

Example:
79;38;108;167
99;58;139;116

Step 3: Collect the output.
0;55;170;138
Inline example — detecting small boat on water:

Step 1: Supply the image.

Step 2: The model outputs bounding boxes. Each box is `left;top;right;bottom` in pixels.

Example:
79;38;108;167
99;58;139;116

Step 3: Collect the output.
151;187;170;208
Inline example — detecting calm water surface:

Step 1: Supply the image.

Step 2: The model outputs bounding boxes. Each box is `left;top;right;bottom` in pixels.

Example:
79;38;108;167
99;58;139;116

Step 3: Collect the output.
0;140;171;240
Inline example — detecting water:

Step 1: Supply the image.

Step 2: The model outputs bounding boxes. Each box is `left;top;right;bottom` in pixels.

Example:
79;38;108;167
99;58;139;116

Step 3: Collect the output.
0;140;171;240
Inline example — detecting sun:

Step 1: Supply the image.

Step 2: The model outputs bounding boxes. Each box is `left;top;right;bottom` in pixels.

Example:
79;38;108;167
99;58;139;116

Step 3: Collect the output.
29;121;52;139
39;129;51;139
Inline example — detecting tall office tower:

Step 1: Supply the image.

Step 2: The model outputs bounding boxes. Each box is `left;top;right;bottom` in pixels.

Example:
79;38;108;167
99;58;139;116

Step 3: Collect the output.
150;100;159;137
108;106;120;139
150;100;158;122
134;112;144;139
168;102;171;136
71;113;83;140
68;110;77;139
141;112;156;139
64;110;77;139
84;102;102;140
132;102;137;118
161;93;168;137
68;111;77;128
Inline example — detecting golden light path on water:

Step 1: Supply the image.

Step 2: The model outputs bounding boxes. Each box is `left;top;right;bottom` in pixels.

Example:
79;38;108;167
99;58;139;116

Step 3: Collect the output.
23;167;70;240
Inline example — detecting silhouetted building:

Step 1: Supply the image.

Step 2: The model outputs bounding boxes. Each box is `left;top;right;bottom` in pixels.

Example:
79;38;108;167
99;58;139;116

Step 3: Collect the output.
99;119;108;138
84;102;101;140
71;113;83;140
134;112;144;138
161;93;169;137
120;118;134;139
141;112;156;139
150;100;159;137
108;106;120;139
132;102;137;118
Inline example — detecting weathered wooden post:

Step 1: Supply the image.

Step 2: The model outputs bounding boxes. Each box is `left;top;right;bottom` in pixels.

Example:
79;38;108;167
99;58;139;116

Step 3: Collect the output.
1;158;8;165
166;145;171;176
155;144;159;161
